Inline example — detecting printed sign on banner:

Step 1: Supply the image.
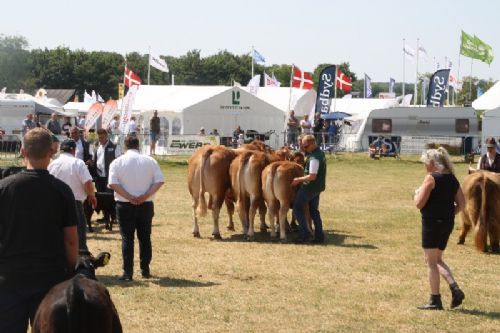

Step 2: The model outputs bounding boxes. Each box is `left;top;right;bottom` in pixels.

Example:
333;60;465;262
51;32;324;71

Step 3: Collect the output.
84;102;104;131
166;135;220;155
426;69;450;107
314;65;336;114
119;85;139;133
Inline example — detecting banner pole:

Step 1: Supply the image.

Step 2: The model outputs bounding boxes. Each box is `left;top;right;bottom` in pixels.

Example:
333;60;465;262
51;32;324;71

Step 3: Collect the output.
251;46;254;78
147;46;151;85
469;59;474;102
333;66;337;113
415;38;419;106
402;38;405;97
287;65;294;113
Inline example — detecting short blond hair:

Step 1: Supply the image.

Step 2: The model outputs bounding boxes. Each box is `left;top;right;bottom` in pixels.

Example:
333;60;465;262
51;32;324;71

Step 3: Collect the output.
420;147;454;174
301;134;316;145
22;128;53;160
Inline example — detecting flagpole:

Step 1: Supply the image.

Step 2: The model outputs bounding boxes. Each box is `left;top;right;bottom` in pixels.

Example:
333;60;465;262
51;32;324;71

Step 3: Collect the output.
402;38;406;97
415;38;419;106
287;65;294;112
147;46;151;85
333;65;338;113
363;73;366;98
468;59;473;102
251;46;255;78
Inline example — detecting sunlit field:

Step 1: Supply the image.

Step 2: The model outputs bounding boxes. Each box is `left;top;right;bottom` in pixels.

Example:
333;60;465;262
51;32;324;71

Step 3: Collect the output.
4;153;498;332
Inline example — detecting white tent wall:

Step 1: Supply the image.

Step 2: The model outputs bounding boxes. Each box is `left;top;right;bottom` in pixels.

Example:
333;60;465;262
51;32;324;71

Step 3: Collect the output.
0;100;35;136
183;87;285;147
472;80;500;110
481;107;500;154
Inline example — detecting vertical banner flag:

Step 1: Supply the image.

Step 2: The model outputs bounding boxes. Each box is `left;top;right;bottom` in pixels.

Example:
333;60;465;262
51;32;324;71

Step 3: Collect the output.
477;86;484;97
336;69;352;92
84;102;104;131
314;65;336;115
101;100;118;130
150;51;169;72
124;67;142;87
119;85;139;133
118;83;124;100
264;72;281;87
271;73;281;87
426;69;450;107
364;73;372;98
404;44;416;62
247;74;261;95
83;90;93;104
292;66;314;90
252;49;266;63
389;78;396;94
460;31;494;64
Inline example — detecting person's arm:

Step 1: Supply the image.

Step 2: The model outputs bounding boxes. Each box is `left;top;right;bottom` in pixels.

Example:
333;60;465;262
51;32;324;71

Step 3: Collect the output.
84;180;97;209
63;226;78;270
454;187;465;215
292;158;318;185
135;182;164;204
414;174;435;209
109;183;137;203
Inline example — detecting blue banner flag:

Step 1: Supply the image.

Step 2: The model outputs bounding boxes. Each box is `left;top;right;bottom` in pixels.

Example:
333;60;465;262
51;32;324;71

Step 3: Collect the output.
389;78;395;94
477;86;484;97
315;65;336;114
426;69;450;107
252;49;266;63
364;73;372;98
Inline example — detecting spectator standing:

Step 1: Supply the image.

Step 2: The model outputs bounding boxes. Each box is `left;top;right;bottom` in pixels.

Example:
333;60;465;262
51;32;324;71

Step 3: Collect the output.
300;114;313;135
150;111;161;155
33;115;43;128
286;110;300;147
476;137;500;172
414;147;465;310
69;127;92;164
108;115;120;135
198;127;206;136
0;128;78;332
109;135;164;281
233;125;244;139
125;116;137;135
21;113;36;137
78;116;86;129
292;134;327;244
45;113;62;135
313;112;324;145
90;129;121;223
61;117;72;136
48;139;98;256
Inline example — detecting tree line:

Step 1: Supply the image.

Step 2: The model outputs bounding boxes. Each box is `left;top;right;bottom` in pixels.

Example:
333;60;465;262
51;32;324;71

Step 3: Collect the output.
0;34;494;104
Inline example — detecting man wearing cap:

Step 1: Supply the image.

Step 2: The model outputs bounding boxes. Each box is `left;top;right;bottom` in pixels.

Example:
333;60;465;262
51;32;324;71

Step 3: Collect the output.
477;137;500;172
48;139;98;257
292;134;327;244
109;135;164;281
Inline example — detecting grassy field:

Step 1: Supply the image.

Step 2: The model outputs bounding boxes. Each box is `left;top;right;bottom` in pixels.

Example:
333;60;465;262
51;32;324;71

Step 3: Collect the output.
5;153;499;332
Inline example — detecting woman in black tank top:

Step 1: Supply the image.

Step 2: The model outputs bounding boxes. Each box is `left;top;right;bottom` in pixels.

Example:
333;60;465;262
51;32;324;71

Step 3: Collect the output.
413;147;466;310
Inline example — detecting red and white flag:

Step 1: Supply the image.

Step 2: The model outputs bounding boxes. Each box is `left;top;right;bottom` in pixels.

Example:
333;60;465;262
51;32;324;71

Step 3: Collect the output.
292;66;314;90
336;69;352;92
124;67;141;87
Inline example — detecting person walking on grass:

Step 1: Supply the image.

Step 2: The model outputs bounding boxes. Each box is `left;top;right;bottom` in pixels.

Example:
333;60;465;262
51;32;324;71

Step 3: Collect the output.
414;147;465;310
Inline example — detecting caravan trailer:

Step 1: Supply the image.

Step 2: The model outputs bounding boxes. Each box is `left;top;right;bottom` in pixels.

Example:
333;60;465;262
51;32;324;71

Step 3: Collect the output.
340;106;480;154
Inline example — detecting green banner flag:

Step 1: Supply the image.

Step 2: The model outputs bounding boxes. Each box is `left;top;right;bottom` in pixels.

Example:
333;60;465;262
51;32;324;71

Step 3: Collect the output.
460;30;494;64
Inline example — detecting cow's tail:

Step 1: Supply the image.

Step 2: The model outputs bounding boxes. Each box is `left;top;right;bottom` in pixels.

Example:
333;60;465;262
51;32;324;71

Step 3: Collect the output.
266;162;279;200
238;152;252;204
65;275;85;332
196;148;213;217
475;174;490;252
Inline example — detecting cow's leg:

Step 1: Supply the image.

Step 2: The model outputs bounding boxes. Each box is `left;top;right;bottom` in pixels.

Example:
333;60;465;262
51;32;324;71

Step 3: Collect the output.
267;201;278;240
457;214;472;245
246;197;260;241
278;204;289;242
258;201;268;232
192;197;201;238
488;219;500;252
225;198;235;231
237;197;249;237
211;195;223;240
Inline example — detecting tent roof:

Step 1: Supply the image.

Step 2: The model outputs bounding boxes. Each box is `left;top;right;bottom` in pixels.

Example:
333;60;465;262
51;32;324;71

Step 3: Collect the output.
133;85;231;111
332;98;399;119
483;106;500;117
245;87;314;113
472;80;500;110
45;89;76;104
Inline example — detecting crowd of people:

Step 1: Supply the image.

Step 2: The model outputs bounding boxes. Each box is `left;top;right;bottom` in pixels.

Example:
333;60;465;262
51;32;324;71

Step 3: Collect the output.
286;110;340;149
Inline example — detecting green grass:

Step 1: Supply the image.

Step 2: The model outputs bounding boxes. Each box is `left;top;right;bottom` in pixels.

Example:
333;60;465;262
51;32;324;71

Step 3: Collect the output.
5;153;498;332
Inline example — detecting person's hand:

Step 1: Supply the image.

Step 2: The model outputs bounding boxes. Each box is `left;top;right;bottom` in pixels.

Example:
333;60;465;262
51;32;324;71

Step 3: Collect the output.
291;178;302;186
87;194;97;209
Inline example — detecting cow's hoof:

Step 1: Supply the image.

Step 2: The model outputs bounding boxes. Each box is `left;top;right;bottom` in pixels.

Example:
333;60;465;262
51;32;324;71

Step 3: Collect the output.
259;227;268;233
193;231;201;238
279;238;288;244
270;234;278;241
227;225;235;231
260;223;269;230
246;235;255;241
491;244;500;253
212;233;222;240
457;239;465;245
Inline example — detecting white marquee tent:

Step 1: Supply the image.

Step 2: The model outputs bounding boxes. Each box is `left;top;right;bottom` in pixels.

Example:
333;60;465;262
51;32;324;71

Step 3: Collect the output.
472;80;500;110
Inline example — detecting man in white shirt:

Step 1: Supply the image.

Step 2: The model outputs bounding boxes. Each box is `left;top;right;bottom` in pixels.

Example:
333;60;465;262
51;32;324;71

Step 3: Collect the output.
108;115;120;135
125;116;137;135
48;139;97;256
300;114;313;134
109;135;164;281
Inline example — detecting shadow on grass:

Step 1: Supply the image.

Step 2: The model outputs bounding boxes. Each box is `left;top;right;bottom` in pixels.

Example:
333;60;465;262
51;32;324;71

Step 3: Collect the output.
97;275;147;288
219;229;377;249
455;308;500;319
154;277;219;288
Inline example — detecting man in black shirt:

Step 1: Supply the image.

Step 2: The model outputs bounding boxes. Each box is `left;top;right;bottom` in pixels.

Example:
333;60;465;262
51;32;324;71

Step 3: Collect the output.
0;128;79;333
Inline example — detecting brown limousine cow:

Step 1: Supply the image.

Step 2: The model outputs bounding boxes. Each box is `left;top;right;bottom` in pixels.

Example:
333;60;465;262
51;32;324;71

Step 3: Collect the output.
458;171;500;252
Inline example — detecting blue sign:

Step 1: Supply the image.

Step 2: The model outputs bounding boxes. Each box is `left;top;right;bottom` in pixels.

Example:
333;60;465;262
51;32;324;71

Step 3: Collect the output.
315;65;336;114
426;69;450;107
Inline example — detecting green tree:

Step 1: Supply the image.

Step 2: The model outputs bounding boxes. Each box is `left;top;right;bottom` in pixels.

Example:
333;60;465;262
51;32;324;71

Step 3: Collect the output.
0;34;33;91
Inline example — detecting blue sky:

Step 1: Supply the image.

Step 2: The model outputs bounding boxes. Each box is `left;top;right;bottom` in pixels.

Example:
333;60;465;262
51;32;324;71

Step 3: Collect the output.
1;0;498;83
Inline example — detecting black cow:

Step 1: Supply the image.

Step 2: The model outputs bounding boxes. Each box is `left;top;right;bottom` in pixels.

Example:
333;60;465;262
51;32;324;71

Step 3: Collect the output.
84;192;116;232
32;274;122;333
